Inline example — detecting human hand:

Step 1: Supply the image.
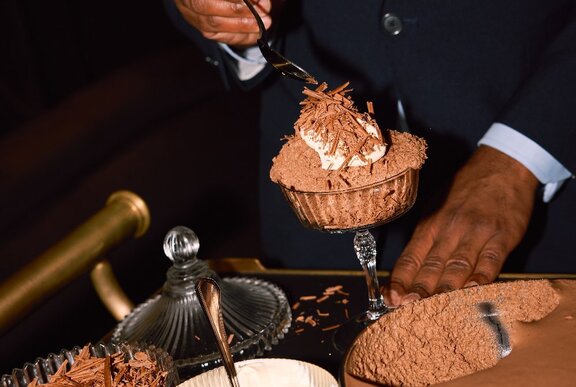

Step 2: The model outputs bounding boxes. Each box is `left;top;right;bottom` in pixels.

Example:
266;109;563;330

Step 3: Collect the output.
386;145;539;306
175;0;273;47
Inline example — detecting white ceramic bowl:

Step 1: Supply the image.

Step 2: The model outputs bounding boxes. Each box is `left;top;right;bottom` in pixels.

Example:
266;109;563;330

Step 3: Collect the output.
179;358;338;387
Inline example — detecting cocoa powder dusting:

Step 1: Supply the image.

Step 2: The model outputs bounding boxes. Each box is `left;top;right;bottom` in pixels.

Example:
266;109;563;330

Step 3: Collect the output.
346;280;560;386
271;129;425;191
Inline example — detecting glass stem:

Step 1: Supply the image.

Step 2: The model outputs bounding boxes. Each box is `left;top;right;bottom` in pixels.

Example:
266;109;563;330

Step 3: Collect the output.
354;230;388;320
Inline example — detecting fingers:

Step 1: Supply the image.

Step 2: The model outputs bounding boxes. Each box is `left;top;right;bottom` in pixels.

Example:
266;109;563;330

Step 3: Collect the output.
175;0;273;46
465;235;508;286
405;233;460;297
387;221;435;304
176;0;269;33
434;220;500;291
386;146;538;307
388;214;509;306
387;225;510;308
179;0;271;17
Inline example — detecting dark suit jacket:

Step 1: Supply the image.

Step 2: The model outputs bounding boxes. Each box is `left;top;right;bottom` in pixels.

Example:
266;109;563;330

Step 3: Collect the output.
164;0;576;273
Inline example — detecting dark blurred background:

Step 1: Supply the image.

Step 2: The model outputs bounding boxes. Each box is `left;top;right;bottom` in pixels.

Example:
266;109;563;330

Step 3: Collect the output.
0;0;260;372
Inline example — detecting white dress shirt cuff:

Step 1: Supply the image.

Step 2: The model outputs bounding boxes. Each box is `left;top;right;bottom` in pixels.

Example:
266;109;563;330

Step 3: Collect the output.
478;123;573;202
218;43;267;81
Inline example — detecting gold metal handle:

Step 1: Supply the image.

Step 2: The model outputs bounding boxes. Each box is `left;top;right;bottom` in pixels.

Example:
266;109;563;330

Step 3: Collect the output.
90;260;135;321
0;190;150;335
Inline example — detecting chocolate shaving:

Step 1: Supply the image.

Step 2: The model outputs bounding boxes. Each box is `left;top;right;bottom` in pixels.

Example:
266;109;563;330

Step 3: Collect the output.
104;355;112;387
329;81;351;94
321;324;342;332
295;82;386;170
338;135;370;171
366;101;374;115
292;285;353;335
304;315;318;327
31;345;169;387
324;285;344;294
336;174;352;187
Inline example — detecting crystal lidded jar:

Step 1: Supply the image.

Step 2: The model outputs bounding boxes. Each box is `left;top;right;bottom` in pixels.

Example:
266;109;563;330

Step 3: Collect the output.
111;226;291;379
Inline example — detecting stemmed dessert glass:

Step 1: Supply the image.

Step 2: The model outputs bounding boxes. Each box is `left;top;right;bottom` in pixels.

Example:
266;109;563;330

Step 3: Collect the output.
278;167;420;352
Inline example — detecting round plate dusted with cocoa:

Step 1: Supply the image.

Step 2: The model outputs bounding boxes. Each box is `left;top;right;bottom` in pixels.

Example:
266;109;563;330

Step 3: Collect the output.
341;279;576;387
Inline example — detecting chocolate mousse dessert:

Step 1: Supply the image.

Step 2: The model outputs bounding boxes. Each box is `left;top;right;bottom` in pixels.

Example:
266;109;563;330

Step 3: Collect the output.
270;82;427;231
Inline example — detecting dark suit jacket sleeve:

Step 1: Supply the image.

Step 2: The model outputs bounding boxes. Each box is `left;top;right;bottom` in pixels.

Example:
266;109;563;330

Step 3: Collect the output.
162;0;273;91
497;6;576;173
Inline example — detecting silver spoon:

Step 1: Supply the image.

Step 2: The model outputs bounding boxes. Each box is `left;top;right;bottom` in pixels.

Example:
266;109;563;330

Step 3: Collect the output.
241;0;318;84
196;277;241;387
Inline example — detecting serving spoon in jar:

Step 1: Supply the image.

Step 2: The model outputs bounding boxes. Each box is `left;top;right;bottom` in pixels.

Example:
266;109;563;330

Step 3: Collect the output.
241;0;317;84
197;277;241;387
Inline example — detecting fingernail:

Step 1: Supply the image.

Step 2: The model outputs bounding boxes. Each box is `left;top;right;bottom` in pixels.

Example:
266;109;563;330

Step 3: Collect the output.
389;289;401;306
401;292;421;305
465;281;479;288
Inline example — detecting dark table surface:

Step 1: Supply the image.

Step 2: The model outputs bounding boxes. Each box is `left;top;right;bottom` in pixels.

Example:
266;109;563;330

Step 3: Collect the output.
234;270;379;379
98;261;575;385
223;269;576;382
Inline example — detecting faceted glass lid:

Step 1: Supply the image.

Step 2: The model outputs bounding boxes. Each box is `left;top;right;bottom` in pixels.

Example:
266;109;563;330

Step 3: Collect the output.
111;226;292;379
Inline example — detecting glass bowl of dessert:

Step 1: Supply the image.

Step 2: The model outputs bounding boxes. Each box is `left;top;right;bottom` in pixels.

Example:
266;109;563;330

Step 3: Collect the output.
278;167;419;232
178;358;337;387
278;166;420;351
270;82;427;352
0;342;178;387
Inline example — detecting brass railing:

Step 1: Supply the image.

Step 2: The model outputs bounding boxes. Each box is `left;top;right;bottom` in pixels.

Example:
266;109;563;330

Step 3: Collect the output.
0;190;149;335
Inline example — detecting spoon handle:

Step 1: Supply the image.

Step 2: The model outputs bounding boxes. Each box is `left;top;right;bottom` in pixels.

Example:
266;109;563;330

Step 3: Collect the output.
196;277;241;387
241;0;267;41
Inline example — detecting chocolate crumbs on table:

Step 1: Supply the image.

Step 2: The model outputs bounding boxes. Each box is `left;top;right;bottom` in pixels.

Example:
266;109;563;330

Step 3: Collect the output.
304;315;318;327
292;285;351;334
321;324;342;332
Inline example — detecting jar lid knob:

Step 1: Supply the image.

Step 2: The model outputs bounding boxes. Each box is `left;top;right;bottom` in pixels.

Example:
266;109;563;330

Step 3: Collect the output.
163;226;199;267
